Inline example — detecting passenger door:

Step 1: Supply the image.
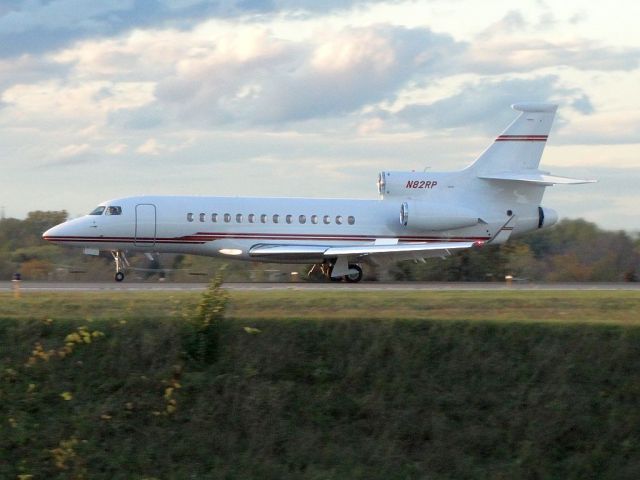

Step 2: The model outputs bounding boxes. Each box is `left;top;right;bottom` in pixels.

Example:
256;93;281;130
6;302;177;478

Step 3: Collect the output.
135;204;156;247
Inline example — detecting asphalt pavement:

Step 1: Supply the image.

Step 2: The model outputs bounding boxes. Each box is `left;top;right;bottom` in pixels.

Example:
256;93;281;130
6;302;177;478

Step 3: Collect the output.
2;281;639;292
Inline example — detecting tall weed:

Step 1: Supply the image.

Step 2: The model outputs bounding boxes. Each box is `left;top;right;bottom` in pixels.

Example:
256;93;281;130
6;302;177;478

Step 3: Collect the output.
182;268;228;365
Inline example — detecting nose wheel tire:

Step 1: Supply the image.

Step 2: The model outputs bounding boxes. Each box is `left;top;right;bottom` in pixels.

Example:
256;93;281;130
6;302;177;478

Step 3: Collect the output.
344;264;363;283
115;271;125;282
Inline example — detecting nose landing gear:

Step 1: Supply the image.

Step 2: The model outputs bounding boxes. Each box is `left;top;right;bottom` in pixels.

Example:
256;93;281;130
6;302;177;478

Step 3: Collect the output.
111;250;129;282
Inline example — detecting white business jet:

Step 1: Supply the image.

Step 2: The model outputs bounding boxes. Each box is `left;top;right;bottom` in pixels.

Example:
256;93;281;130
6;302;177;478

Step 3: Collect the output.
43;103;594;282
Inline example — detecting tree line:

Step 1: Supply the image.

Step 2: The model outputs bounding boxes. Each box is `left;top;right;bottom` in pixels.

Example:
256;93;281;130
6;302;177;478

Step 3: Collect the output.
1;211;638;282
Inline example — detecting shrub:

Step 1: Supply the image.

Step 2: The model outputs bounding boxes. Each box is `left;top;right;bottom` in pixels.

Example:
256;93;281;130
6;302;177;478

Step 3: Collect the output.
182;268;228;365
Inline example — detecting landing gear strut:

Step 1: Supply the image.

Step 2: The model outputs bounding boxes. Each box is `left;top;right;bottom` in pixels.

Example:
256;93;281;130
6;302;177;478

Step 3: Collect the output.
111;250;129;282
307;262;364;283
307;263;333;282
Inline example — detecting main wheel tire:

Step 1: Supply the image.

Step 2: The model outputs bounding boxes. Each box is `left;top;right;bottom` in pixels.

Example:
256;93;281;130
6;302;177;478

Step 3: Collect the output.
115;271;125;282
344;264;363;283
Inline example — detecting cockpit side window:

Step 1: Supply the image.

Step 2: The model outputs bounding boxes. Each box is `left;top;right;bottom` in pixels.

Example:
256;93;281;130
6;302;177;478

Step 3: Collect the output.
89;206;106;215
105;206;122;216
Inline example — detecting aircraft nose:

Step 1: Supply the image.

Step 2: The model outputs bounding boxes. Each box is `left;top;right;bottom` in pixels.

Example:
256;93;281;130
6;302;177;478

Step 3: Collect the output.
42;224;65;243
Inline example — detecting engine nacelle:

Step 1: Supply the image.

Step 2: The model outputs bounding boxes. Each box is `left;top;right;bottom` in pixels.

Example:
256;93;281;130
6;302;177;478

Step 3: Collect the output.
505;206;559;236
399;201;480;231
538;206;558;229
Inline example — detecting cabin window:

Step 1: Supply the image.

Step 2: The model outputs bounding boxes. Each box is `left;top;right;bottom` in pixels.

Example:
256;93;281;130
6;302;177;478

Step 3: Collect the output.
323;215;330;225
299;214;306;224
211;213;218;223
286;214;293;224
311;215;318;224
199;213;206;222
248;214;255;223
273;214;280;224
187;213;194;222
260;214;267;224
236;213;243;223
224;213;231;223
105;206;122;216
336;215;343;225
89;206;105;215
347;216;355;225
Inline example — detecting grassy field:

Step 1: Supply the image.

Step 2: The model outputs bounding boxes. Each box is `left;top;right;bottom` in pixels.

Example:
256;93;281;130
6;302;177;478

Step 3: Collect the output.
1;289;640;479
2;289;640;324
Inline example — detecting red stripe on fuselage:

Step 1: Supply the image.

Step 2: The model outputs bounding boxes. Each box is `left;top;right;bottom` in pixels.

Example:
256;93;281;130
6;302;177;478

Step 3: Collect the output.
495;135;547;142
44;232;492;244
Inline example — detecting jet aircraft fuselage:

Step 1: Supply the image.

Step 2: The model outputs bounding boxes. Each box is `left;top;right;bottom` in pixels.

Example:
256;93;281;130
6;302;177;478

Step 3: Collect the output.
43;103;594;282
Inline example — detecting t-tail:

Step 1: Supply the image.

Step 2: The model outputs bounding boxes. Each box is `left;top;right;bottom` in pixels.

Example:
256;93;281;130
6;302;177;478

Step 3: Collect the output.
471;103;558;177
378;102;595;241
470;103;594;187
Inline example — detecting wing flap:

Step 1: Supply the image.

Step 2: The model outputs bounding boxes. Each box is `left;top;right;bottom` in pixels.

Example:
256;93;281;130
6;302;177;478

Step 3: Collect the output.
249;244;328;256
325;241;477;257
249;244;328;261
249;241;479;261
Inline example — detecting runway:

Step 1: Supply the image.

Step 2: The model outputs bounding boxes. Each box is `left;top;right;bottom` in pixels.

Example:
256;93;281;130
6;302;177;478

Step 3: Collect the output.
2;281;640;292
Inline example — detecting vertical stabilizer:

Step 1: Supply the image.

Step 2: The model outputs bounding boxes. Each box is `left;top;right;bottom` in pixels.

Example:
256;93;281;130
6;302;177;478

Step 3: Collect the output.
470;103;557;175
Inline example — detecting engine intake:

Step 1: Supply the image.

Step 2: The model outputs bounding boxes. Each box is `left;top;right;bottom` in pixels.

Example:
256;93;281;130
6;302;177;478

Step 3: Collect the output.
538;206;558;229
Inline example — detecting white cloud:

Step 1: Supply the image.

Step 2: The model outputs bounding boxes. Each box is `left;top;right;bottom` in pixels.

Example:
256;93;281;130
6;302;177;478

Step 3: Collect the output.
1;80;154;130
394;75;590;132
58;143;90;158
106;143;128;154
136;138;162;155
141;24;461;125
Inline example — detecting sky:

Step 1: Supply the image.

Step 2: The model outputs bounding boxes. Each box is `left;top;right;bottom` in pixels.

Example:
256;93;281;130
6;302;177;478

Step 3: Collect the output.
0;0;639;230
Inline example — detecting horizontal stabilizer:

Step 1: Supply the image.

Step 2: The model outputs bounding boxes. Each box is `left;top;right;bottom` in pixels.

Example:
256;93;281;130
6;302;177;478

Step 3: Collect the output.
511;103;558;113
478;171;596;186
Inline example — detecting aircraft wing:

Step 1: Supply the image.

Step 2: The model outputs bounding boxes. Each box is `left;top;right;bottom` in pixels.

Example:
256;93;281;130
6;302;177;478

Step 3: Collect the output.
249;216;516;263
249;240;479;262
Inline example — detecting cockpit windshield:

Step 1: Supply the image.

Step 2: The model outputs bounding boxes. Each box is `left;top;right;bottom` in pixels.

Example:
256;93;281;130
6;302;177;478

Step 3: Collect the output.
105;206;122;216
89;206;106;215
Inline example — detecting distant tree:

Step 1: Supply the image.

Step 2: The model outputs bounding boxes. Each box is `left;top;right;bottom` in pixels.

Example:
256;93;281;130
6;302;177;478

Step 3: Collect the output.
398;219;639;282
502;242;537;280
0;211;69;279
522;219;639;281
546;253;593;282
0;210;68;251
20;258;53;280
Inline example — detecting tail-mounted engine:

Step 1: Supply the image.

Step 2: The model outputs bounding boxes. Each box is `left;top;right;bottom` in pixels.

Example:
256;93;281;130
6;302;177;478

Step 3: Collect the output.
399;201;480;231
537;206;558;229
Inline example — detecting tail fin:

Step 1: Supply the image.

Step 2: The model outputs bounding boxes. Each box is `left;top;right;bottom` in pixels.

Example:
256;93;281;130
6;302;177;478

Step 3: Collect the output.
470;103;557;175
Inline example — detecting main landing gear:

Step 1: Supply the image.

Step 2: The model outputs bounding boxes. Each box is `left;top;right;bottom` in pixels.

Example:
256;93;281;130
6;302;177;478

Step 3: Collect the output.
111;250;129;282
343;264;363;283
307;262;363;283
